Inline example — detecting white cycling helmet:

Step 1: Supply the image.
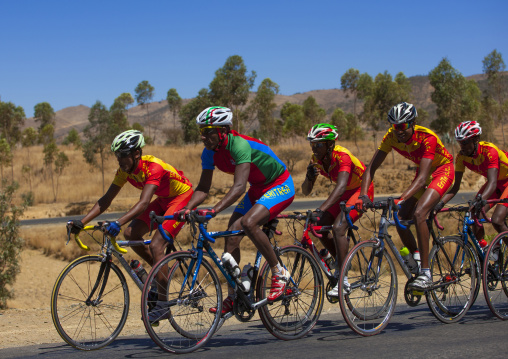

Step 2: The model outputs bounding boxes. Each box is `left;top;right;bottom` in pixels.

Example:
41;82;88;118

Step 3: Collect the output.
111;130;145;154
455;121;482;141
196;106;233;126
387;102;418;124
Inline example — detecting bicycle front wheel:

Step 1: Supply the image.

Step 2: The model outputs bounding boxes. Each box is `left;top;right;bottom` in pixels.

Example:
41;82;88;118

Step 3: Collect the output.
427;236;477;323
257;245;324;340
51;255;129;350
339;240;397;336
141;252;222;354
483;232;508;320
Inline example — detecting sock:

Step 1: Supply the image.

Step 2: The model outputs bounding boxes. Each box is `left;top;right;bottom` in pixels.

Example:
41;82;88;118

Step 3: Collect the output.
421;268;431;279
273;263;284;275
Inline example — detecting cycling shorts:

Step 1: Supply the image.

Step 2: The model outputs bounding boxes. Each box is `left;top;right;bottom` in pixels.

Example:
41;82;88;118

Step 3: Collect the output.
136;189;193;238
413;163;454;199
326;183;374;222
234;172;295;220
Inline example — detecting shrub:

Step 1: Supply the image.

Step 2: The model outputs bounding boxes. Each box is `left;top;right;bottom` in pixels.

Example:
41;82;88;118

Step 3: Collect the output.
0;181;25;309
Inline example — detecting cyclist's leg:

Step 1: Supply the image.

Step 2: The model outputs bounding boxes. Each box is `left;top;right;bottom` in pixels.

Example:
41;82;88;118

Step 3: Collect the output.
396;196;418;252
315;211;335;257
492;184;508;233
123;219;152;263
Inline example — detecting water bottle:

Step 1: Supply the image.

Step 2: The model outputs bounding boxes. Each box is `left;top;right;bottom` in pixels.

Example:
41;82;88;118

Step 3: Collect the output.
320;248;335;269
130;259;148;283
400;247;418;274
222;252;241;279
413;250;421;274
241;263;253;292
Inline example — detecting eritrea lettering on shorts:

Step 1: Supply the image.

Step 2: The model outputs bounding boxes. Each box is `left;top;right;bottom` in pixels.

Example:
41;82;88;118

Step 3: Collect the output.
261;185;292;200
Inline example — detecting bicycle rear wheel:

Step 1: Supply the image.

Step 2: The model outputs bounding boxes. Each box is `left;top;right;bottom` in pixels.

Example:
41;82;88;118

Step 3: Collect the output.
141;252;222;354
427;236;477;323
339;240;397;336
483;232;508;320
51;255;129;350
257;245;323;340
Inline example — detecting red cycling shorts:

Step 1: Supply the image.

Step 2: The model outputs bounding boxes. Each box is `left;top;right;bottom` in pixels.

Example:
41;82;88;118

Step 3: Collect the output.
414;163;454;199
136;189;193;238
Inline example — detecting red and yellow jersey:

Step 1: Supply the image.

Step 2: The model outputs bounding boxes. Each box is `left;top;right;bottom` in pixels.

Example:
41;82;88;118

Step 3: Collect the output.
378;125;453;170
112;155;192;198
455;141;508;182
311;145;366;190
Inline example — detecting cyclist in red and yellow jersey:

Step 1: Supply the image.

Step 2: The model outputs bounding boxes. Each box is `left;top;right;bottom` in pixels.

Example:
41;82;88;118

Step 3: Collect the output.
67;130;193;315
356;102;455;291
440;121;508;238
302;124;373;296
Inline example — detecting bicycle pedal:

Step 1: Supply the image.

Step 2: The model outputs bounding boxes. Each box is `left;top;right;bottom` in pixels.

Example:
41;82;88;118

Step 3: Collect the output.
150;321;160;327
412;290;424;296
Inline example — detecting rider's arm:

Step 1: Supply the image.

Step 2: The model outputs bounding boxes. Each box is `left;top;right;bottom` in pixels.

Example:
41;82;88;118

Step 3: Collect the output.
399;157;433;201
360;150;387;195
212;162;250;214
318;171;349;212
80;184;121;225
479;167;499;200
441;171;463;205
181;169;214;211
302;161;316;196
115;183;158;226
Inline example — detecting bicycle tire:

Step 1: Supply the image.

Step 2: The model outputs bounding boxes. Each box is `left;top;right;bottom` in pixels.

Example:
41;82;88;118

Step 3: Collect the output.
257;245;324;340
141;251;222;354
483;232;508;320
339;240;397;336
426;236;477;323
51;255;129;350
466;240;482;305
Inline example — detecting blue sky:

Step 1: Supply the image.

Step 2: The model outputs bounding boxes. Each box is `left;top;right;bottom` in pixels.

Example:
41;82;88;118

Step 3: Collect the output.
1;0;507;117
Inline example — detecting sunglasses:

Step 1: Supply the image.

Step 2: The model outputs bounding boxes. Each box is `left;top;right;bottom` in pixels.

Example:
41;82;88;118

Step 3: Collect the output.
199;126;221;136
310;142;326;149
115;151;131;159
392;122;412;131
458;138;475;146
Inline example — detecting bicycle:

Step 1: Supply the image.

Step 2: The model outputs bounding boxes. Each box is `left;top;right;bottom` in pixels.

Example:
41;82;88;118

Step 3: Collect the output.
338;197;477;335
483;229;508;319
277;210;365;304
140;211;324;354
51;223;175;350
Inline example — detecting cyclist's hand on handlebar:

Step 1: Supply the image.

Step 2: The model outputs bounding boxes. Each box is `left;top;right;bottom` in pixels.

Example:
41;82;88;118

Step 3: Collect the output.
67;219;84;234
355;195;372;212
197;208;216;217
433;200;445;215
306;163;319;182
104;220;121;237
174;207;191;221
311;208;323;222
471;194;487;214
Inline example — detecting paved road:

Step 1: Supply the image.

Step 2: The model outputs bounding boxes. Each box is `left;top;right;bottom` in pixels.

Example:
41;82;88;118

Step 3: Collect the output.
20;192;478;227
1;298;507;359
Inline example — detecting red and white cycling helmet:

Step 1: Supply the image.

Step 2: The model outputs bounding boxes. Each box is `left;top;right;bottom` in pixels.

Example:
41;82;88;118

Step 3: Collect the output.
454;121;482;141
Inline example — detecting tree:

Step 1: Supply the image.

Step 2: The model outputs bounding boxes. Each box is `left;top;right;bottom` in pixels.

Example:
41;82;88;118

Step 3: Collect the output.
53;151;70;202
82;101;115;192
0;101;25;149
482;49;507;146
38;124;55;146
21;127;38;192
280;102;306;139
166;88;182;129
330;108;348;139
62;128;82;149
302;96;326;126
362;71;412;147
179;88;213;143
247;78;280;143
0;139;12;180
43;140;58;201
0;181;25;309
110;94;131;134
341;68;361;117
33;102;55;132
429;58;481;137
209;55;256;132
135;81;155;140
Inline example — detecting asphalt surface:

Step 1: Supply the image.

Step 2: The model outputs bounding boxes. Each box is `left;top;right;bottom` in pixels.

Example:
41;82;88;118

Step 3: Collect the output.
1;299;507;359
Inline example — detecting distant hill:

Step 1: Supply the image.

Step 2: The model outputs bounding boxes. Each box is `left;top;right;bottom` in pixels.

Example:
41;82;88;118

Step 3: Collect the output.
26;73;494;143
